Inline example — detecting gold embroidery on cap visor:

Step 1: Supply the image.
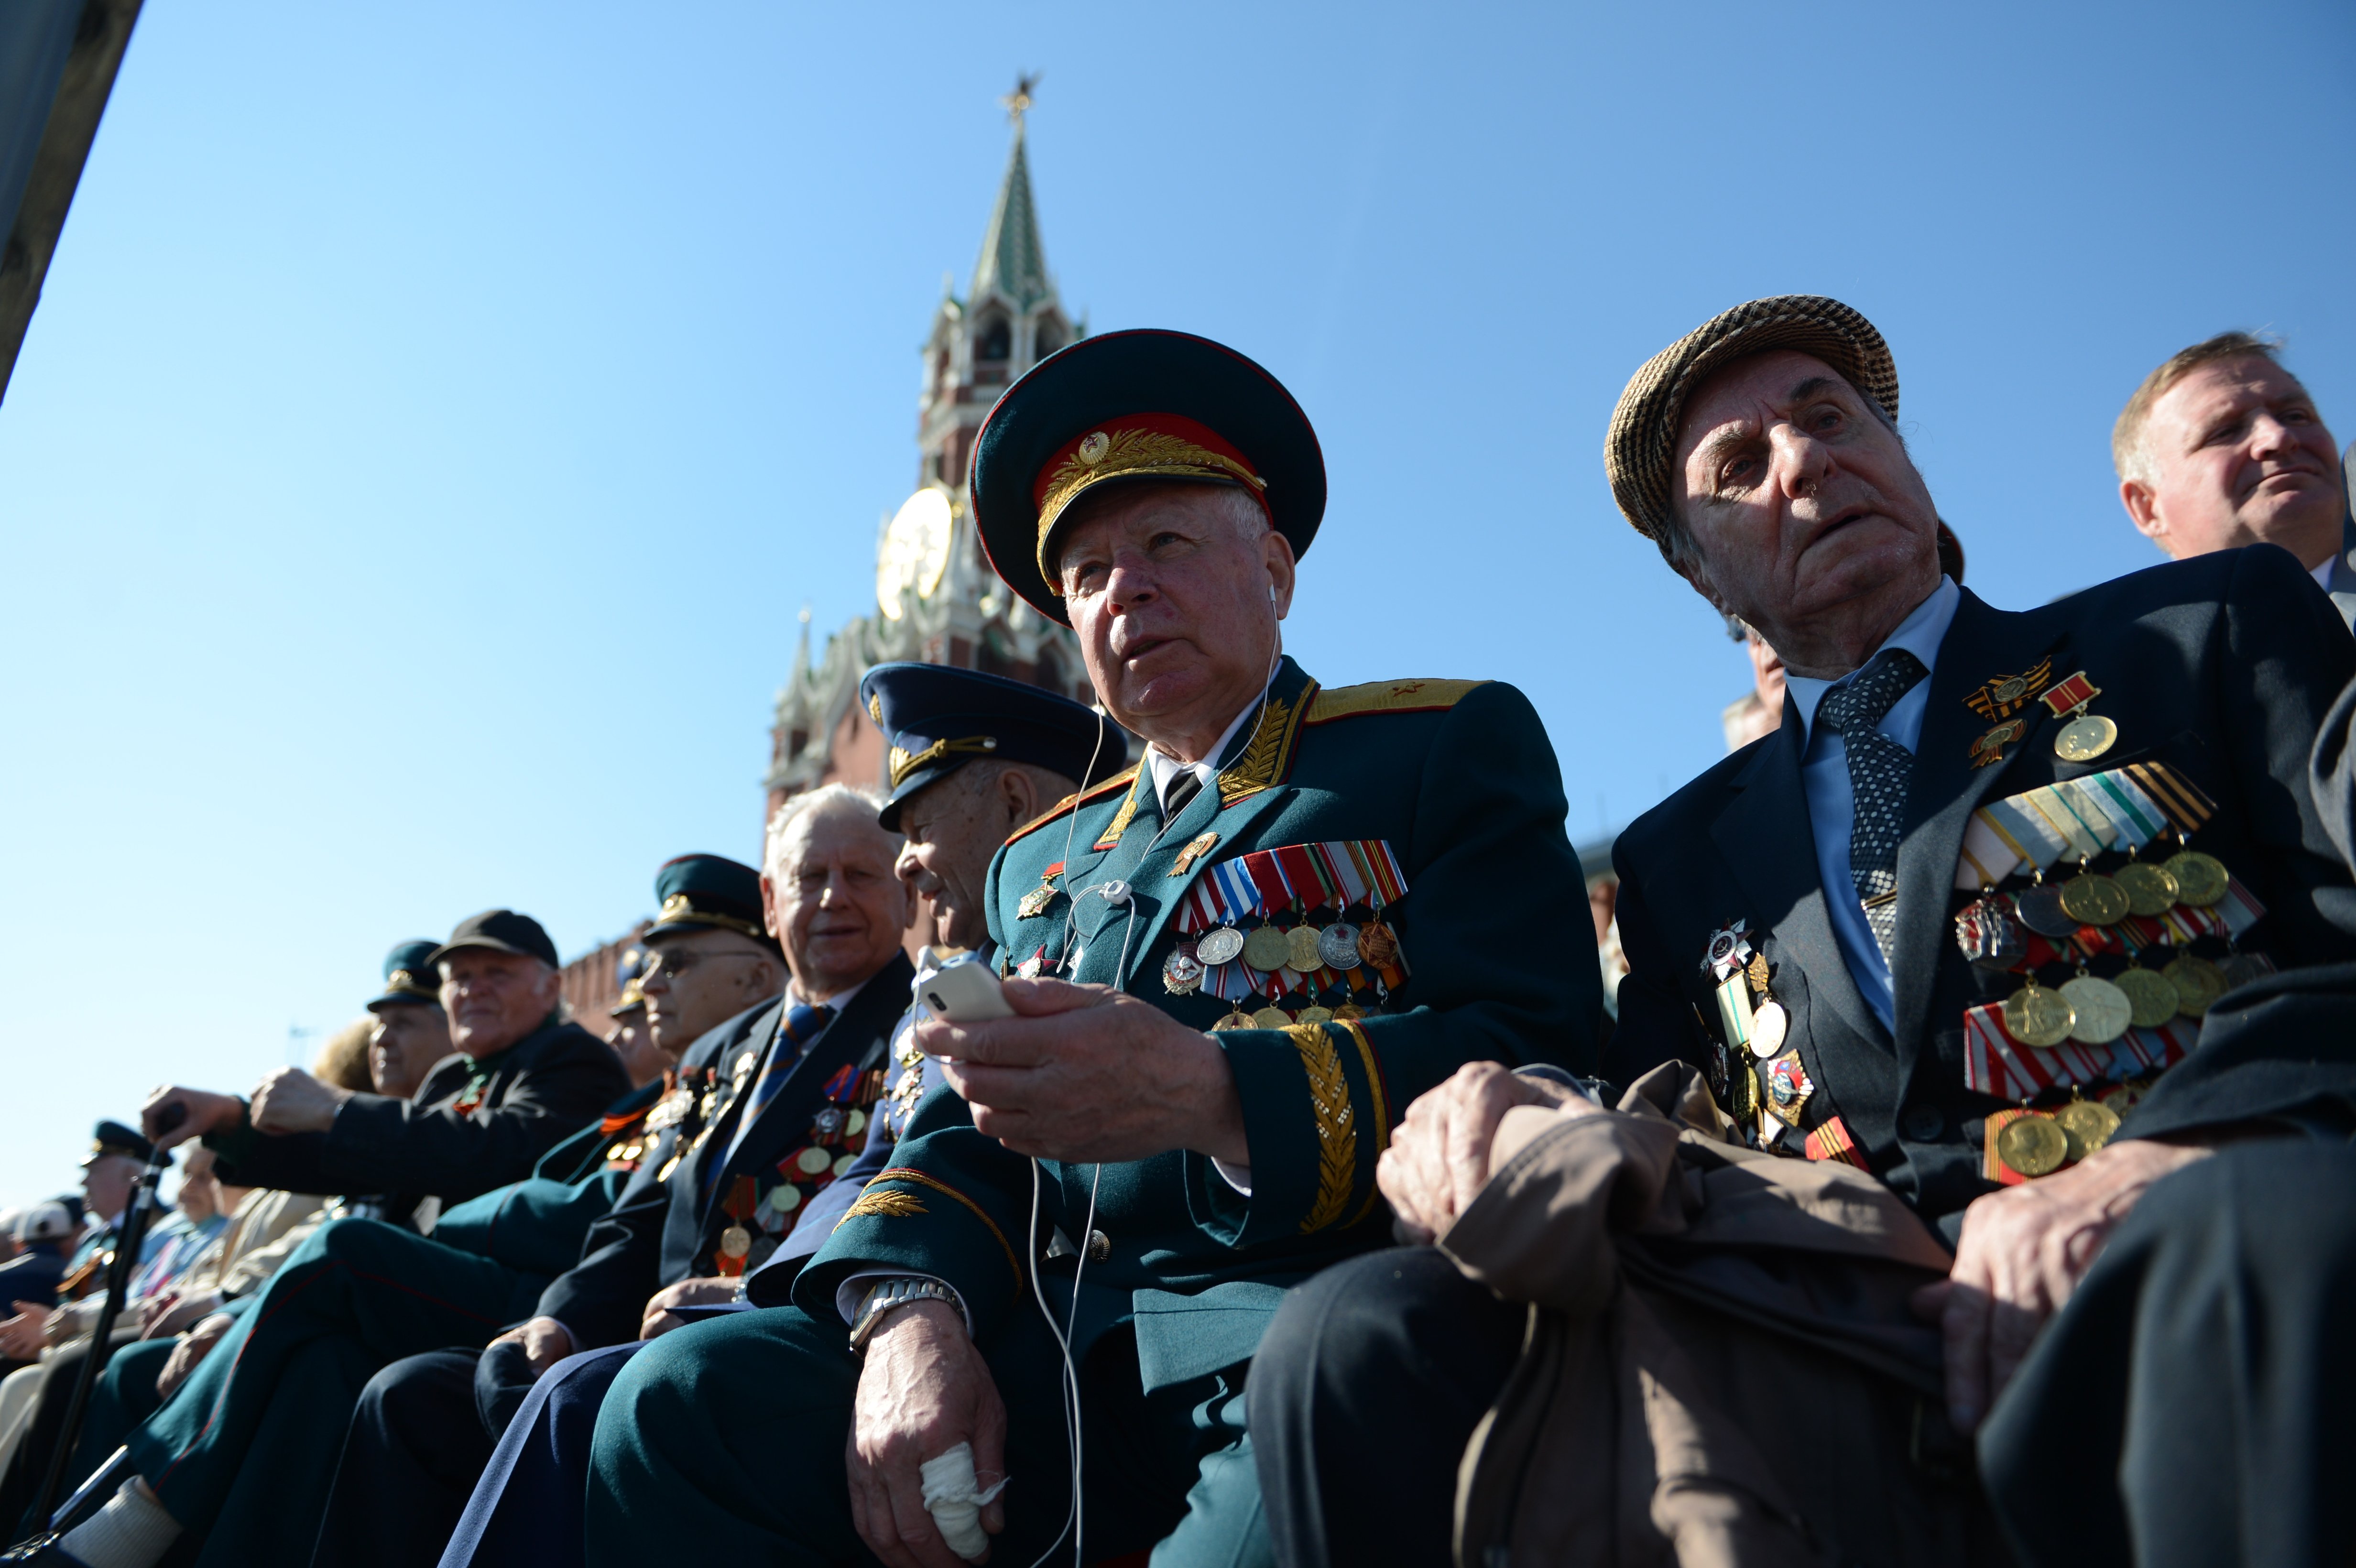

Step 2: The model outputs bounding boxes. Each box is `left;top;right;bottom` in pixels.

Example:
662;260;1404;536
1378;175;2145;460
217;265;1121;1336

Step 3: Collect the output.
1036;427;1268;588
887;734;1001;789
654;892;771;943
384;969;436;998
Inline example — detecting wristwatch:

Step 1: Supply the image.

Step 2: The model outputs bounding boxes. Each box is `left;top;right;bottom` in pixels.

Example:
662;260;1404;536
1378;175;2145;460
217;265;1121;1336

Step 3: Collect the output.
848;1277;963;1353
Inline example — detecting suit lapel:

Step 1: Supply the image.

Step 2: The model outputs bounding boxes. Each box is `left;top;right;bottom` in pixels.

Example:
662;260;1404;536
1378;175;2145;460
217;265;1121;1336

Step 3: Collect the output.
710;956;913;1215
1710;708;1885;1049
1888;591;2068;1066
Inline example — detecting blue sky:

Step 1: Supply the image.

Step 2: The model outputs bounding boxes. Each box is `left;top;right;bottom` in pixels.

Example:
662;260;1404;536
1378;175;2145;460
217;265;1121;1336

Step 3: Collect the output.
3;0;2350;1206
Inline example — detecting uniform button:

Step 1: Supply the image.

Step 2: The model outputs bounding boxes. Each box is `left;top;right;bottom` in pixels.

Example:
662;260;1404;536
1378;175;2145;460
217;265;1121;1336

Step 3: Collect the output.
1901;1106;1945;1143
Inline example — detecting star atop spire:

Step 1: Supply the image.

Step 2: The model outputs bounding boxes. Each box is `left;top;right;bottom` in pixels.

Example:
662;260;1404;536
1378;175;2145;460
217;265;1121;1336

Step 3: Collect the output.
971;77;1053;311
1002;71;1039;126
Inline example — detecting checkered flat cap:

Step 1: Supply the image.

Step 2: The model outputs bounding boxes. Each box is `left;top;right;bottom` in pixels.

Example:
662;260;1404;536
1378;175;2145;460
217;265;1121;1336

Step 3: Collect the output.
1605;295;1899;552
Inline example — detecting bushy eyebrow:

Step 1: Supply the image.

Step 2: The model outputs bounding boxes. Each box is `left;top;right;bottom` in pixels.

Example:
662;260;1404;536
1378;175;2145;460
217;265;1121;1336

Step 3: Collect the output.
1691;376;1860;470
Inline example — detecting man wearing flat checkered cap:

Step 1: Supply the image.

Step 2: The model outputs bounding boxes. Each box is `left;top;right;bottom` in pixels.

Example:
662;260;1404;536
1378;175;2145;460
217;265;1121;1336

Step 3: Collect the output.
1247;296;2356;1568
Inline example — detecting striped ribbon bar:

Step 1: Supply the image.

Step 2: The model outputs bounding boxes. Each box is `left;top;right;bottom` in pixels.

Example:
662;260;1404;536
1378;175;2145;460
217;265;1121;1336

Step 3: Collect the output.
1963;1002;2197;1100
1954;762;2219;890
1176;839;1411;1000
1803;1114;1868;1168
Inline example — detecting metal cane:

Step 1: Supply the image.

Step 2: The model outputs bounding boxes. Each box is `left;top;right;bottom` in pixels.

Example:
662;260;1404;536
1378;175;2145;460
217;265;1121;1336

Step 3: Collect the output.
20;1104;184;1539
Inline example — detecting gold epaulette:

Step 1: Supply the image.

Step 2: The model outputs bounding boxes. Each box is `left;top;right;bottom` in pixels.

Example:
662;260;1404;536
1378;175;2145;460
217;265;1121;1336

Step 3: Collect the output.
1304;679;1488;724
1004;764;1141;846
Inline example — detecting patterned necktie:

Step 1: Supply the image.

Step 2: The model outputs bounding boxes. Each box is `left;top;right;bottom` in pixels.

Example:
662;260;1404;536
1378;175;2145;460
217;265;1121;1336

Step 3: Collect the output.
1814;647;1929;964
711;999;834;1190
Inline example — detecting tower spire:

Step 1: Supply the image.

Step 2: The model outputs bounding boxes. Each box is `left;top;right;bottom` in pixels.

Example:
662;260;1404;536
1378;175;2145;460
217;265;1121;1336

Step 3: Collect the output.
971;74;1051;311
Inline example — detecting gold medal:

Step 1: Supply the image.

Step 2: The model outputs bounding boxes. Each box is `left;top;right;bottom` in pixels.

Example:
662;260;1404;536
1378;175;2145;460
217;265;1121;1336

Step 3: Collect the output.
2111;965;2181;1029
1286;926;1326;974
2160;850;2228;907
2002;979;2075;1047
2111;860;2179;917
2059;974;2132;1045
1748;1000;1789;1057
1996;1114;2069;1177
1294;1005;1334;1026
2059;871;2130;926
2161;954;2226;1017
1209;1007;1254;1032
2052;1099;2121;1156
1242;926;1292;973
719;1225;752;1259
1251;1005;1292;1028
1331;1001;1367;1021
1357;921;1400;969
2053;714;2118;762
2101;1079;2146;1115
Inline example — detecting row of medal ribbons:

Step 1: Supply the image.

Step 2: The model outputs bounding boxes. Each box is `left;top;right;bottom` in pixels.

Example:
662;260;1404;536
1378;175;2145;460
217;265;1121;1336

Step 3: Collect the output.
1952;762;2266;1172
1167;840;1412;1006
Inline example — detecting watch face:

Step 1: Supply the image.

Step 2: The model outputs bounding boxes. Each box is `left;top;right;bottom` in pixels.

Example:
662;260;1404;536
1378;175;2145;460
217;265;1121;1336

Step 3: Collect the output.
877;487;954;619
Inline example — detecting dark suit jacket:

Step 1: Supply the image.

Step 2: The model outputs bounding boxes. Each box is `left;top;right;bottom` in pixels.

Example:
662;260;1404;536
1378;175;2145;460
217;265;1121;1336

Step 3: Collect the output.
534;953;913;1348
1607;547;2356;1222
208;1016;631;1227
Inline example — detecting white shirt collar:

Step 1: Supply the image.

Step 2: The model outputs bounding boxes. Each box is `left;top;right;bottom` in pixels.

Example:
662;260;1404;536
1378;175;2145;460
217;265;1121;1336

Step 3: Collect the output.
1783;576;1963;745
1145;677;1273;814
2312;555;2336;593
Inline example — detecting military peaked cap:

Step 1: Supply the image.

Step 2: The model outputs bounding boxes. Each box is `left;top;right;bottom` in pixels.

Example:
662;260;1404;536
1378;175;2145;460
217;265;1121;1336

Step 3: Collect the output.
970;328;1326;621
85;1120;154;1166
859;662;1119;830
367;938;446;1012
644;854;775;950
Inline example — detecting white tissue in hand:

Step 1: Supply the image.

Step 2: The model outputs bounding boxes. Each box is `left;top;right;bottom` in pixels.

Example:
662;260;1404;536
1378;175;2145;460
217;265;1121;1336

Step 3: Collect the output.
919;1440;1007;1562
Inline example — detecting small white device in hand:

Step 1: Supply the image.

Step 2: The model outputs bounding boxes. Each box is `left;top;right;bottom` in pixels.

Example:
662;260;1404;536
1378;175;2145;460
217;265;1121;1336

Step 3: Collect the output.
921;962;1014;1023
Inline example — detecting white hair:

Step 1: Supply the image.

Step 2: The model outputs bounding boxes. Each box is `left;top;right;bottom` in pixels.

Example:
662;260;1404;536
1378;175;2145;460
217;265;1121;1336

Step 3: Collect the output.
764;782;896;874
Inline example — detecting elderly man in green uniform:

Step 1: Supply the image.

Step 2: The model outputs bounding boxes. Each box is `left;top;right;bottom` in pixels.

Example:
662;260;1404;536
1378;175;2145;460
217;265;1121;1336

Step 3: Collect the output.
583;328;1595;1568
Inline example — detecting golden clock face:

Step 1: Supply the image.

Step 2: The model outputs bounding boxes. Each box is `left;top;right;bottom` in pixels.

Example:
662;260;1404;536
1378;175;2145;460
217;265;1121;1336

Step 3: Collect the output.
876;487;954;620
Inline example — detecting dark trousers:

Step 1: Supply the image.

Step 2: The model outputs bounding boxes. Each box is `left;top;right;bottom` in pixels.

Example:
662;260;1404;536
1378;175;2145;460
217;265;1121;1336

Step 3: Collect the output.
586;1304;1259;1568
123;1219;541;1567
0;1327;166;1538
312;1349;496;1568
1248;1247;1524;1568
1980;1140;2356;1568
440;1341;642;1568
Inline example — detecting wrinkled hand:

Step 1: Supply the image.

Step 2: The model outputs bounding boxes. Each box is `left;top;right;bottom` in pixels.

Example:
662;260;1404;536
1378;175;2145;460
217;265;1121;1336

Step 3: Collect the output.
849;1299;1005;1568
489;1315;578;1376
1913;1136;2213;1431
156;1313;235;1398
920;977;1247;1165
637;1278;737;1340
249;1067;352;1135
0;1304;55;1361
1377;1063;1593;1244
141;1292;217;1339
141;1086;245;1151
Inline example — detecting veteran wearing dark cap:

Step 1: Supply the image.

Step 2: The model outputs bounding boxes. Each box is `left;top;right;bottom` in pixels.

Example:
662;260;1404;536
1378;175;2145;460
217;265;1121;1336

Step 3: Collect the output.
1244;296;2356;1568
362;940;459;1109
423;677;1105;1568
581;329;1592;1568
599;945;668;1088
7;920;633;1568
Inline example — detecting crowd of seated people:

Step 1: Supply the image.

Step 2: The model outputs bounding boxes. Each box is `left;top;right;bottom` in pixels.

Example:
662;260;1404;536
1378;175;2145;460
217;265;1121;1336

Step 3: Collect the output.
3;311;2353;1568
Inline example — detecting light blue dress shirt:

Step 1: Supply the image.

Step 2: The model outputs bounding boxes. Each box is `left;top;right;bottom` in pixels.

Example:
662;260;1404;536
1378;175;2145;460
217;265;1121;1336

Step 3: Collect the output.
1780;576;1962;1032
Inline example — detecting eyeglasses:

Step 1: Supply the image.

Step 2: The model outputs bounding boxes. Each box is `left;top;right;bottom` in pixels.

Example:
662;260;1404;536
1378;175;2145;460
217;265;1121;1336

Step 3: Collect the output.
643;946;769;982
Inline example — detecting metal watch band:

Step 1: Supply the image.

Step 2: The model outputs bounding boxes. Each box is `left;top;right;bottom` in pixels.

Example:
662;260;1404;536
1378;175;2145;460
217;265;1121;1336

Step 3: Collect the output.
848;1277;961;1353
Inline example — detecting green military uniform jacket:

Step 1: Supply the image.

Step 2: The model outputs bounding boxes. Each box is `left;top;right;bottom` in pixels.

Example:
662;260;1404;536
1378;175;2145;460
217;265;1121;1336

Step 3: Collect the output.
798;656;1599;1389
429;1076;665;1278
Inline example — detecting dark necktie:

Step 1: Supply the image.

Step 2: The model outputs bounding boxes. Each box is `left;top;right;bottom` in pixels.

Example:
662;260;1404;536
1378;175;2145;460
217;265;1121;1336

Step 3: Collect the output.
1814;647;1929;964
1162;767;1204;819
710;999;834;1191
